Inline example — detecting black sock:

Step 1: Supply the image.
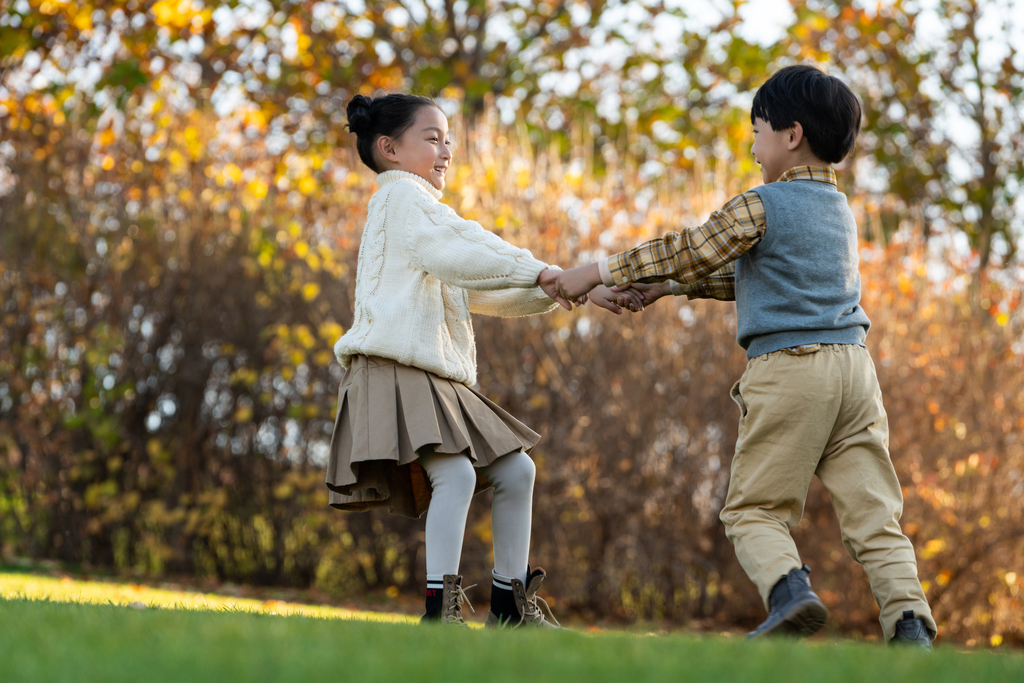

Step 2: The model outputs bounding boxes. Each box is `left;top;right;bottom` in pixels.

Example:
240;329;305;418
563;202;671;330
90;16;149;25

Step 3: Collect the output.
490;572;519;623
424;575;445;619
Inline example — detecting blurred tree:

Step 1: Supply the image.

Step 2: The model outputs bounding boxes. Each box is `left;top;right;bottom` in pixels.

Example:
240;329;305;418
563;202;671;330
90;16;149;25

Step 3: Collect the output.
793;0;1023;271
2;0;1024;645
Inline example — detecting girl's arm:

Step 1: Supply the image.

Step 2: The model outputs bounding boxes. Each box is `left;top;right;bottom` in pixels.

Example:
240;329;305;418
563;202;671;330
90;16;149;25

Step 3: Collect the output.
467;287;560;318
405;191;548;291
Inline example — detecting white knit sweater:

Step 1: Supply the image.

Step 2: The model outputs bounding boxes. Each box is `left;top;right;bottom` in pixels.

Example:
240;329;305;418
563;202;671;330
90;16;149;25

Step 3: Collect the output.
334;170;558;386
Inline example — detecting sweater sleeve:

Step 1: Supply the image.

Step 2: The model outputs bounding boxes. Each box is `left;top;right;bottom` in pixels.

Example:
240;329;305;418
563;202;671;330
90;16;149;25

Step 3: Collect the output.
404;188;549;291
467;287;560;318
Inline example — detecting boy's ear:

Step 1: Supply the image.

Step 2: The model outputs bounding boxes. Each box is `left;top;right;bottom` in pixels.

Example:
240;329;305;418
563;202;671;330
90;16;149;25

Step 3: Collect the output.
787;122;805;151
376;135;398;162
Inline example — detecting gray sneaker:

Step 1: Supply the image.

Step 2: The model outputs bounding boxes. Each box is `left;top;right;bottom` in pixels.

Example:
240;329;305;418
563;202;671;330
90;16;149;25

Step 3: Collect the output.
889;610;933;651
747;565;828;639
484;567;563;629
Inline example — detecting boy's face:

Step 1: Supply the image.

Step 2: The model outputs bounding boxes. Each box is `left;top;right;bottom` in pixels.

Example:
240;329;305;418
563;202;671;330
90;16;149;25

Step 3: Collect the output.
751;116;792;184
388;105;452;190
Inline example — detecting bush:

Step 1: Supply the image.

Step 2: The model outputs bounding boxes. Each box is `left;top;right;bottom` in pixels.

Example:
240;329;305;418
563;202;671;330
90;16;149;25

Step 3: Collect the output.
1;107;1022;646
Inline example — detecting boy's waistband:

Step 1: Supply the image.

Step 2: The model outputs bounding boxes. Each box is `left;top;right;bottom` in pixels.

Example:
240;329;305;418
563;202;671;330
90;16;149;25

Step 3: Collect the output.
744;327;867;360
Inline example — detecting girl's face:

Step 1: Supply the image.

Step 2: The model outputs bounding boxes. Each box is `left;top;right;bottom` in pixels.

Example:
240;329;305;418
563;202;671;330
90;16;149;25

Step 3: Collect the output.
384;106;452;190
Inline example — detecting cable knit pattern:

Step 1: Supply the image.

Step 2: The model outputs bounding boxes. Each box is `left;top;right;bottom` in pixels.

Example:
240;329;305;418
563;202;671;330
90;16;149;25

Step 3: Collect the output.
334;170;557;386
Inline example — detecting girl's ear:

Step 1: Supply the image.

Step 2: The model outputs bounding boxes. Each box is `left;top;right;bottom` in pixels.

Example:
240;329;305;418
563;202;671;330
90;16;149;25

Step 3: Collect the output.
376;135;398;163
787;122;805;151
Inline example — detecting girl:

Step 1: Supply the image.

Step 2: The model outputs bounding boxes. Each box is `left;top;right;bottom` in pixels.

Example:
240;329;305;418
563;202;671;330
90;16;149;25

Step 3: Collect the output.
327;93;639;628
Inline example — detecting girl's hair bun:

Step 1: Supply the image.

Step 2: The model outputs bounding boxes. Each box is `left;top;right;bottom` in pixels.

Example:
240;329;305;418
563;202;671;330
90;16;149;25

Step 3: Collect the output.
346;95;374;136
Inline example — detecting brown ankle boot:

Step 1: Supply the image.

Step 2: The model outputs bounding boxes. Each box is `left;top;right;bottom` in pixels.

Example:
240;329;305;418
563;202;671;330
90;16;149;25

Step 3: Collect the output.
440;574;475;626
485;567;562;629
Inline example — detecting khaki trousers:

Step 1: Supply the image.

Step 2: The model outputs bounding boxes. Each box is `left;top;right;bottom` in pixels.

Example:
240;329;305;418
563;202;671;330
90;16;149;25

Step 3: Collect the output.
719;344;936;640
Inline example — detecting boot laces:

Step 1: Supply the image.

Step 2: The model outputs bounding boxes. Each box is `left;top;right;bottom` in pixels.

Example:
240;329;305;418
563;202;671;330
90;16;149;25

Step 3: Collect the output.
444;583;476;624
516;591;561;628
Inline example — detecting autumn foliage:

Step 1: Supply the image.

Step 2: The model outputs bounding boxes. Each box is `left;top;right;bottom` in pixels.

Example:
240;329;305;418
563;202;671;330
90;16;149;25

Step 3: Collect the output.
2;0;1024;649
2;90;1023;646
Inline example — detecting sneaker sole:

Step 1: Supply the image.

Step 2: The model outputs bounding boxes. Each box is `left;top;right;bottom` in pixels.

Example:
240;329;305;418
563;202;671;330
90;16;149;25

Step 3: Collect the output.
779;598;829;637
748;597;828;639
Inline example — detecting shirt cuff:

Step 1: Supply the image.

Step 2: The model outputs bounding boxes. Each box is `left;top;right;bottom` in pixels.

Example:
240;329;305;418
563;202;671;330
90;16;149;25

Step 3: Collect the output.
669;280;691;297
598;257;615;287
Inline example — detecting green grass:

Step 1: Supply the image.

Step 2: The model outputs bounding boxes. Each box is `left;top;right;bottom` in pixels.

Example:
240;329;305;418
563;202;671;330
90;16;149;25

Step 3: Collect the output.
1;572;1022;682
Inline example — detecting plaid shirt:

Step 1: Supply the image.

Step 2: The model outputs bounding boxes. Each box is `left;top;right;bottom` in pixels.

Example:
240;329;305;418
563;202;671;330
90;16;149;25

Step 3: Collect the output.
600;166;839;301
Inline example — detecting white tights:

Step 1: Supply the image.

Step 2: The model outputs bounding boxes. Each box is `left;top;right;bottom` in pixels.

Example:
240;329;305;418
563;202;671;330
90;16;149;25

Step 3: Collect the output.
419;451;535;584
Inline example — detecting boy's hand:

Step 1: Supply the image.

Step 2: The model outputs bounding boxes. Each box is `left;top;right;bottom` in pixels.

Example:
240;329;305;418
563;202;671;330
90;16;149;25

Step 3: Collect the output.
537;268;573;310
553;263;603;301
612;281;673;307
588;285;644;314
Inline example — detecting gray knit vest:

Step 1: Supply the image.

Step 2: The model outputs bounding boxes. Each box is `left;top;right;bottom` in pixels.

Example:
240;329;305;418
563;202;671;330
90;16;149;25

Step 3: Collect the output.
735;179;871;360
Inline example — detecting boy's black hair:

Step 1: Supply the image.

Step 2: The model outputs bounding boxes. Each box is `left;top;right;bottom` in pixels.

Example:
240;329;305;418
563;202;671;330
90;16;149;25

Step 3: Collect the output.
346;93;439;173
751;65;862;164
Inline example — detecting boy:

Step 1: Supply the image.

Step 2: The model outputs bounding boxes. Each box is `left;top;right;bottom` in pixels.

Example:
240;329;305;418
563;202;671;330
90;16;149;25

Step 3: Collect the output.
553;65;936;648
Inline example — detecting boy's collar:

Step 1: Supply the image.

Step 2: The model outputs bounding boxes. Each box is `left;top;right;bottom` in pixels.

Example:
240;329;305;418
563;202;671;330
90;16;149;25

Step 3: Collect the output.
777;165;837;186
376;169;444;199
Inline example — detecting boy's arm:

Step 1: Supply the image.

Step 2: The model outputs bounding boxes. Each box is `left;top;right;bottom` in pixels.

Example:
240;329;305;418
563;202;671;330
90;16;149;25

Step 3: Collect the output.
668;262;737;301
602;190;764;289
553;190;764;301
616;264;735;307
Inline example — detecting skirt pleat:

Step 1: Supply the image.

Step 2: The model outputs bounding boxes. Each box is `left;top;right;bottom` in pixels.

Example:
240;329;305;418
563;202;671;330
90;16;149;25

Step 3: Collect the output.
326;355;541;518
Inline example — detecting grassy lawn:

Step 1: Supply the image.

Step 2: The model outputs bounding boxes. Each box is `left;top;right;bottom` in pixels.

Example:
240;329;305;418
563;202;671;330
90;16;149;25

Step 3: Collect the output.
2;571;1022;683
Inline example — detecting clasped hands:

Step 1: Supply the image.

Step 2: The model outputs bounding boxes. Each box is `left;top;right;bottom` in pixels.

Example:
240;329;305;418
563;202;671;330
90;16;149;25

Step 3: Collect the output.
537;264;672;315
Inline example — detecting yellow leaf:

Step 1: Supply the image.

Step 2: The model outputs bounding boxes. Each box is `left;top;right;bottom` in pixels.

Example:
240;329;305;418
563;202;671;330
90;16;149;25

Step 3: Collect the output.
301;283;320;301
247;179;268;199
921;538;945;559
151;0;196;29
319;322;343;341
72;7;93;31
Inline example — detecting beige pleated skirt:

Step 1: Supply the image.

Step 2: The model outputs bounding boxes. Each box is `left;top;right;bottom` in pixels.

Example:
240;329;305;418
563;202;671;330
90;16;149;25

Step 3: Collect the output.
325;355;541;518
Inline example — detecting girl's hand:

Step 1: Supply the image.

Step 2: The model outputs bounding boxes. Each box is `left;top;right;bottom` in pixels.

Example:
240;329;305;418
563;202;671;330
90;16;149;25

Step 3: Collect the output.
611;281;672;307
537;268;572;310
589;285;644;315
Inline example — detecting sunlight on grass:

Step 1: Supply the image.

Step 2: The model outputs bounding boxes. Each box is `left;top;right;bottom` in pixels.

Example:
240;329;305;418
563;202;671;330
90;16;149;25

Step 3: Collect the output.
0;571;418;625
